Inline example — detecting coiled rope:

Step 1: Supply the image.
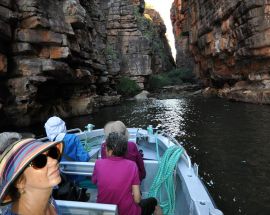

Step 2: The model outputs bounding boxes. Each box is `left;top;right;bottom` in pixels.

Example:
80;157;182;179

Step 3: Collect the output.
148;145;183;215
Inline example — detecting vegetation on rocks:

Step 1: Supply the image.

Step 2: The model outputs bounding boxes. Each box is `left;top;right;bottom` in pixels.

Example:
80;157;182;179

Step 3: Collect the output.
168;68;194;82
105;44;118;61
116;77;141;96
149;75;171;90
134;6;168;62
134;7;154;39
149;68;194;90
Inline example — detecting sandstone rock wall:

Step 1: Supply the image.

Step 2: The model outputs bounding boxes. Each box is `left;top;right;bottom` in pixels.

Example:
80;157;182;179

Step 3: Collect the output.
106;0;152;89
0;0;174;127
172;0;270;104
0;0;111;127
106;0;175;88
171;0;194;70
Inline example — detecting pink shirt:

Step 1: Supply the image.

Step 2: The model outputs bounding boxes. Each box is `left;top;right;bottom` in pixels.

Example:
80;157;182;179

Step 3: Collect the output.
101;141;146;181
92;157;141;215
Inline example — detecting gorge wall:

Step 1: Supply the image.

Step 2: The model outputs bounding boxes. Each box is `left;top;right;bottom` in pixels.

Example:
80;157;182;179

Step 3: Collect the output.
172;0;270;104
0;0;174;127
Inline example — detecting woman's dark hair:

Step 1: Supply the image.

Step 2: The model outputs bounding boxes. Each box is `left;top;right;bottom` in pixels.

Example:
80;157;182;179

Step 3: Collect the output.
8;184;20;202
8;173;25;202
106;132;127;157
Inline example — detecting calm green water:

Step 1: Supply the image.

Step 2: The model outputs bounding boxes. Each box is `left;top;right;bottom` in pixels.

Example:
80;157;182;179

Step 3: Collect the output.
16;96;270;214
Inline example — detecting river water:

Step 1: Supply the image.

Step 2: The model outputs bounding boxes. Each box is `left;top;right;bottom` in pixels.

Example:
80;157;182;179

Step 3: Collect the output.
21;96;270;214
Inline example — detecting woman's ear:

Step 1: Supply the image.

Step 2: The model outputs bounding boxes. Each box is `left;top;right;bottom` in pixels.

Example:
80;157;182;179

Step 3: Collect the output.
106;147;113;157
14;174;26;189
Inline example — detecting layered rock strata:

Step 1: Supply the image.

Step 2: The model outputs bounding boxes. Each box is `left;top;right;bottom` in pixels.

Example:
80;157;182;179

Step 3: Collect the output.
106;0;175;89
0;0;174;127
172;0;270;104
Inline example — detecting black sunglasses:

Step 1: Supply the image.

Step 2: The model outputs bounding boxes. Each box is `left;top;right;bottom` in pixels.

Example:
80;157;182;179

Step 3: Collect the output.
28;146;61;169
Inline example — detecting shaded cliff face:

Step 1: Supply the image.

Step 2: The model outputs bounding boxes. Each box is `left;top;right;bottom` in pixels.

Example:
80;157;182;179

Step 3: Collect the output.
171;0;194;71
172;0;270;104
0;0;174;128
0;0;113;127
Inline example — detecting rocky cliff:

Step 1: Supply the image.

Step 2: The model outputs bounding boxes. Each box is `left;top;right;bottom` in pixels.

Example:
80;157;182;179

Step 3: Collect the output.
172;0;270;104
171;0;194;71
0;0;174;127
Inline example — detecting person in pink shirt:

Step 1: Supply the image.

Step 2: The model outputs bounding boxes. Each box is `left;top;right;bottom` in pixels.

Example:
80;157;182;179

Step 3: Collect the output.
101;121;146;181
92;132;158;215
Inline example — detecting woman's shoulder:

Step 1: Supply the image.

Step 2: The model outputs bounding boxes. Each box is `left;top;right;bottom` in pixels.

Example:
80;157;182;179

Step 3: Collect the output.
64;133;77;139
63;133;81;144
127;141;140;153
122;158;138;168
127;141;138;149
95;158;107;166
128;141;136;146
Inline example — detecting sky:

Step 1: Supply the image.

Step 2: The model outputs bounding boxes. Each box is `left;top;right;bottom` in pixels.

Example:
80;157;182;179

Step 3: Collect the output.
145;0;176;59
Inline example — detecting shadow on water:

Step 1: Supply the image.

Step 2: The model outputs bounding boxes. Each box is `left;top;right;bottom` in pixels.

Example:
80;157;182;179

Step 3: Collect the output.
9;96;270;215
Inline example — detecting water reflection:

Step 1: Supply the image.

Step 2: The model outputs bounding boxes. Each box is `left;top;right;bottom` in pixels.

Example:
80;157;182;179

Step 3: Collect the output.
154;99;186;136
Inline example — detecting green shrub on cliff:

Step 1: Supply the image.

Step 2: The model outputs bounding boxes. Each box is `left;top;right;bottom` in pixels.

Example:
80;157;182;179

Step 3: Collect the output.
116;77;140;96
149;75;171;90
149;68;194;90
168;68;194;82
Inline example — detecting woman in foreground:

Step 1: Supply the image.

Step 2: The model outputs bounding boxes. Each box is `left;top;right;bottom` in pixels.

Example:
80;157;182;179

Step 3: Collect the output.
0;132;63;215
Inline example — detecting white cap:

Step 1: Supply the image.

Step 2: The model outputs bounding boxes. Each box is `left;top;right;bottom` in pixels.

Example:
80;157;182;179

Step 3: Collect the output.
44;116;67;141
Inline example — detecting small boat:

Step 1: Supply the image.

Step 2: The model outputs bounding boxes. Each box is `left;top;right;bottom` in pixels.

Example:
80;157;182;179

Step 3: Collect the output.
54;125;223;215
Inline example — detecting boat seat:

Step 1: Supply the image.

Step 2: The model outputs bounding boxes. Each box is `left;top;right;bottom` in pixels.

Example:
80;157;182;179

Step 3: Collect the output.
56;200;118;215
60;161;95;176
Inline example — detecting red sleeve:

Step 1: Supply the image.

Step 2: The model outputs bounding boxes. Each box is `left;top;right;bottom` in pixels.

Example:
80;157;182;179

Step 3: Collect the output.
129;142;146;181
136;151;146;180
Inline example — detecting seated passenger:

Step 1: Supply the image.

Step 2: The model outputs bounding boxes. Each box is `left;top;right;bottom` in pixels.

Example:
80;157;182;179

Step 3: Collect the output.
45;116;90;201
101;121;146;181
45;116;90;162
0;132;63;215
93;132;159;215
